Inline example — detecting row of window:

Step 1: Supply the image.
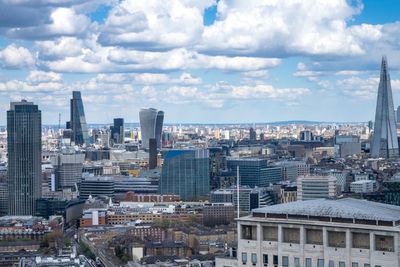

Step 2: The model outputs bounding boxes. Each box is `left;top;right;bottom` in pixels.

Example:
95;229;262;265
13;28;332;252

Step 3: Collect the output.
241;225;395;252
241;253;382;267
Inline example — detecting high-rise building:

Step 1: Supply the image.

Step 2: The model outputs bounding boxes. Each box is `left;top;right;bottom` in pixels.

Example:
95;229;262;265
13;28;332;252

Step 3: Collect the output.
110;118;124;144
148;138;157;169
68;91;89;145
139;108;158;149
7;100;42;215
160;149;210;201
155;111;164;149
236;198;400;267
371;56;399;158
51;148;85;190
249;127;256;141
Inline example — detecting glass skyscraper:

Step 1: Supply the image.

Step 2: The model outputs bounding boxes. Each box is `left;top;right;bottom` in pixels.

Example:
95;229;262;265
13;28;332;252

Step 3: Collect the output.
111;118;124;144
160;149;210;201
69;91;89;145
7;100;42;215
371;56;399;158
139;108;164;149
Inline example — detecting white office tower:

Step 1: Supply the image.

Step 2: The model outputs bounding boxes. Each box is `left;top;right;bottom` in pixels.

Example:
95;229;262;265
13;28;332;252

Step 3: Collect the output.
297;175;337;201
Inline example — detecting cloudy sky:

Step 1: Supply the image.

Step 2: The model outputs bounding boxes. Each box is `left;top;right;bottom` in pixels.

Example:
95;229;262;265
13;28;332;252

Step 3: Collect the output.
0;0;400;124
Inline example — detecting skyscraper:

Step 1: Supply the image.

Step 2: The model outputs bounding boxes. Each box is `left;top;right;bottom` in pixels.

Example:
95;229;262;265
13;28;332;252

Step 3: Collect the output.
160;149;210;201
7;100;42;215
110;118;124;144
148;138;157;169
371;56;399;158
155;110;164;149
69;91;89;145
139;108;164;149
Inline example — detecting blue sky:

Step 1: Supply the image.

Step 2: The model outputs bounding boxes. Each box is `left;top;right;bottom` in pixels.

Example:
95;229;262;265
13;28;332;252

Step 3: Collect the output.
0;0;400;124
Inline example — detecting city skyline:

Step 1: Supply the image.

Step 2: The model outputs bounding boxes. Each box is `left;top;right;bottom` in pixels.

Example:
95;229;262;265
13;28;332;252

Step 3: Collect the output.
0;0;400;124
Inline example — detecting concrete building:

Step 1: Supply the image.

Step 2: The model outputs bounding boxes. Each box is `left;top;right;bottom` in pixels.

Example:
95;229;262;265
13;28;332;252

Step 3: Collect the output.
237;198;400;267
274;161;310;181
7;100;42;215
297;175;337;201
351;180;376;193
51;148;85;190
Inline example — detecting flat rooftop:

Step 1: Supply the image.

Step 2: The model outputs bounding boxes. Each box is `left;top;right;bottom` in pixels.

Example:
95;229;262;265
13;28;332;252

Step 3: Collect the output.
251;198;400;226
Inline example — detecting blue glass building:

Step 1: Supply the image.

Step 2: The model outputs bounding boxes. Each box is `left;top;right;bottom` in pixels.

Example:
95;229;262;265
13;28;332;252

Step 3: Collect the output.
160;149;210;201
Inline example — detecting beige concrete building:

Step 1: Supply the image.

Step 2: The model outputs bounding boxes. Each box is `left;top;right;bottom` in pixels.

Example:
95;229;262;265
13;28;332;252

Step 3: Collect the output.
297;175;337;201
234;198;400;267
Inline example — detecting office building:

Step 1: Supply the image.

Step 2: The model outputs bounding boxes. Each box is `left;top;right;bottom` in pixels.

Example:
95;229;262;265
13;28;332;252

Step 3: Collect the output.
79;176;115;200
227;158;282;187
68;91;89;145
211;186;276;213
237;198;400;267
160;149;210;201
371;57;399;158
273;161;310;181
155;110;164;149
249;127;256;141
335;135;361;158
351;180;376;193
203;203;235;227
148;138;157;169
139;108;157;149
7;100;42;215
299;130;313;141
51;148;85;190
297;175;337;201
110;118;124;144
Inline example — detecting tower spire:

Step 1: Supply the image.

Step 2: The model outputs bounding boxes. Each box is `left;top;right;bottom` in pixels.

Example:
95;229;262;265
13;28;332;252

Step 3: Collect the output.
371;56;399;158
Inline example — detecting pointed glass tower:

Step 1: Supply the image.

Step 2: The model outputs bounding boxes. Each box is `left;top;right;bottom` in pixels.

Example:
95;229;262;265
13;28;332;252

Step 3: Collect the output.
371;56;399;158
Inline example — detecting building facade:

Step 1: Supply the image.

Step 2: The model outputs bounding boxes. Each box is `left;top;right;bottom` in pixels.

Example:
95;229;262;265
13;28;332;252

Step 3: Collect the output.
139;108;158;149
236;198;400;267
69;91;89;145
160;149;210;201
110;118;124;144
7;100;42;215
297;175;337;201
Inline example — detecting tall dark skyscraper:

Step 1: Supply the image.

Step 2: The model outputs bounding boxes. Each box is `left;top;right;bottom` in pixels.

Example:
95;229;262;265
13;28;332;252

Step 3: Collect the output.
148;138;157;169
69;91;89;145
111;118;124;144
371;56;399;158
139;108;164;149
155;111;164;149
160;149;210;201
249;127;256;141
7;100;42;215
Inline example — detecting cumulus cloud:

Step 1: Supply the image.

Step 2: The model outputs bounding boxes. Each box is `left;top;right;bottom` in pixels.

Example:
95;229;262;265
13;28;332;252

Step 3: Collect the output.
0;44;35;68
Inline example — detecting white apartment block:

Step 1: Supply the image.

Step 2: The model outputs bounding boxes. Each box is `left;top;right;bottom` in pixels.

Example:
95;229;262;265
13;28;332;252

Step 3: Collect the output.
234;198;400;267
297;175;337;201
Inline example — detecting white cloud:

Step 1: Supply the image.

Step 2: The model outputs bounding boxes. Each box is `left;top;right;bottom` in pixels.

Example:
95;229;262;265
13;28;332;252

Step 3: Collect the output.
0;44;35;68
27;70;62;84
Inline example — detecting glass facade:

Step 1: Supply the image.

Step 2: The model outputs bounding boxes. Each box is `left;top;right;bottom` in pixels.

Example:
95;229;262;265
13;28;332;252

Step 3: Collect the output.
70;91;89;145
160;149;210;201
111;118;124;144
7;101;42;215
155;110;164;149
139;108;157;149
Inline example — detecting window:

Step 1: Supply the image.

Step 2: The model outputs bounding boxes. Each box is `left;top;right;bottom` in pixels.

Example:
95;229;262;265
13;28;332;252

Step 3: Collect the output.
263;226;278;241
294;257;300;267
329;260;335;267
251;253;257;265
375;235;394;252
339;262;345;267
241;252;247;264
364;264;370;267
263;254;268;267
282;256;289;267
273;255;278;266
241;225;257;240
306;258;312;267
306;229;323;245
352;232;370;249
328;231;346;248
318;259;324;267
352;263;359;267
283;227;300;243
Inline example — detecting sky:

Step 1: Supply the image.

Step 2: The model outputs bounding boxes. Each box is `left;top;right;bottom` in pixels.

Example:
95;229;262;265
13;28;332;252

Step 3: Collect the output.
0;0;400;124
